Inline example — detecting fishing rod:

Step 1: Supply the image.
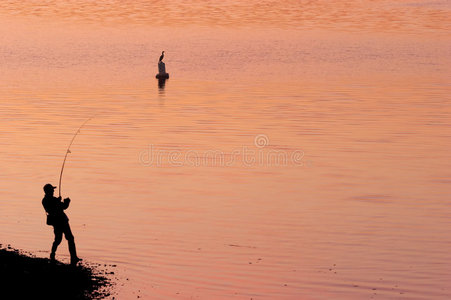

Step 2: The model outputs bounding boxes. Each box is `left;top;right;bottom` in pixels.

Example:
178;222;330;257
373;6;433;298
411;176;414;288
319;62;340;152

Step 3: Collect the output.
58;118;91;198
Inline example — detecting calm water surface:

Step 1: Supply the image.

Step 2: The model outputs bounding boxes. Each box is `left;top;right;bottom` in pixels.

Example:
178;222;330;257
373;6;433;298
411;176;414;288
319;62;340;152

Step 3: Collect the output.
0;1;450;299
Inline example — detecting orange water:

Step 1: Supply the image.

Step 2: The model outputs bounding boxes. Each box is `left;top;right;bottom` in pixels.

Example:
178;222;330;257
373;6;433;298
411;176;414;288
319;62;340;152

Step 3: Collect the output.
0;1;450;299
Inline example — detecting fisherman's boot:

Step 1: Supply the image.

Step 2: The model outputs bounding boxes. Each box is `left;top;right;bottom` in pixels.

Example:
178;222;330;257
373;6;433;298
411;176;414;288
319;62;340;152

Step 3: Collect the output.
50;252;56;262
70;256;81;265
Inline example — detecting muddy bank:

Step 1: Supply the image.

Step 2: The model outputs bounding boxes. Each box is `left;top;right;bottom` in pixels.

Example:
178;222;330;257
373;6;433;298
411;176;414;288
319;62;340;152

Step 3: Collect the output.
0;245;111;300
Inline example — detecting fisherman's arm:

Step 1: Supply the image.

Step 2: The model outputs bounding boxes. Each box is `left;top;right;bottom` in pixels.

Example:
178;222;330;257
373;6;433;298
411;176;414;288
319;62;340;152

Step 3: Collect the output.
62;197;71;209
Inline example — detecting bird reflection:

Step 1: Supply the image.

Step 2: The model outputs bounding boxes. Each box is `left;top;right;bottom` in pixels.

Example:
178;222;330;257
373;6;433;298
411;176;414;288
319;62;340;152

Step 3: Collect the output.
158;77;167;94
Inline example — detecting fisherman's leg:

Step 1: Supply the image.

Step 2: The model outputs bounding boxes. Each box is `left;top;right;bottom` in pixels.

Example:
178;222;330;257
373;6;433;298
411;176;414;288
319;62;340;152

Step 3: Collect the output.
63;222;79;262
51;225;63;259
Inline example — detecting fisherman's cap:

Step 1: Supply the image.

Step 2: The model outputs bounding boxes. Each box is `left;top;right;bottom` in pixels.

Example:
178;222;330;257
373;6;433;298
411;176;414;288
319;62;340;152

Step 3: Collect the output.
43;183;57;192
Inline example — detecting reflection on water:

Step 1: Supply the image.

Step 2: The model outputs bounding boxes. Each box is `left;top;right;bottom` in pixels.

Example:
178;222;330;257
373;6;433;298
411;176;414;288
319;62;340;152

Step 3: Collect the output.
0;1;450;299
0;0;449;33
158;78;167;94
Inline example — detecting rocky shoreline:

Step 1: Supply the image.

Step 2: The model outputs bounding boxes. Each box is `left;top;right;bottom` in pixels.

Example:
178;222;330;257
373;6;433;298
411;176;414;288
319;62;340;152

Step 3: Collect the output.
0;244;111;299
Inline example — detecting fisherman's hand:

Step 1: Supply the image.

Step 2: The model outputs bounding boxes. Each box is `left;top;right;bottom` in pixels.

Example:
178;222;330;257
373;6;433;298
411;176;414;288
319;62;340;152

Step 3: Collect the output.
57;196;62;201
64;197;71;203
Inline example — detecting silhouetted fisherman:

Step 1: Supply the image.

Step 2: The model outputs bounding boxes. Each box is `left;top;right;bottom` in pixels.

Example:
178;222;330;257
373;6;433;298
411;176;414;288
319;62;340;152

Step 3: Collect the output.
159;51;165;62
42;183;80;265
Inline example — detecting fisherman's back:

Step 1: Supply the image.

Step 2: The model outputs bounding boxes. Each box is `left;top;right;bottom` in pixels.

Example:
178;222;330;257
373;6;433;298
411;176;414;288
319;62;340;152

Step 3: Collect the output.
42;195;69;224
